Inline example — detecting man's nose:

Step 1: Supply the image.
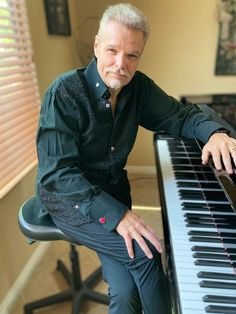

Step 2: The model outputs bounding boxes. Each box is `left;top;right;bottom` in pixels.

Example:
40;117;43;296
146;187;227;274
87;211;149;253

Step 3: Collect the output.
115;54;125;68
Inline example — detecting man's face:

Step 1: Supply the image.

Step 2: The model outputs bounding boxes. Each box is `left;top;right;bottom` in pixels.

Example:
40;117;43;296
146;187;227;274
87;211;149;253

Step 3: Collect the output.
94;20;145;92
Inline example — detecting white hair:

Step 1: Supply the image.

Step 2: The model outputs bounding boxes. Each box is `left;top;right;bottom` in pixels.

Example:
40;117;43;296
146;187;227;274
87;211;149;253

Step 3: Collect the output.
97;3;150;42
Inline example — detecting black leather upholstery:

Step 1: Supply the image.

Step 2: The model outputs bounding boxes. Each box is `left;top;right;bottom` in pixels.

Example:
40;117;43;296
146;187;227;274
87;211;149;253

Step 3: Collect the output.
18;196;70;242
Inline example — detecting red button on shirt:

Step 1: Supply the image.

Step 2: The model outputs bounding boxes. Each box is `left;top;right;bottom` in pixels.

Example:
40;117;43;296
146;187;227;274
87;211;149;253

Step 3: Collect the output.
99;217;106;224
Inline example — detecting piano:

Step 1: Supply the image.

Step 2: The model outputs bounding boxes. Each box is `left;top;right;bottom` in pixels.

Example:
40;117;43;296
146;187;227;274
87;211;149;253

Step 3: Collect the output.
154;99;236;314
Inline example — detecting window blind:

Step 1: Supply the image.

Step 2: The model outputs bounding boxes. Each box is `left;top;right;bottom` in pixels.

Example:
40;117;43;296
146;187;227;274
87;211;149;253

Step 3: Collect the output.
0;0;40;198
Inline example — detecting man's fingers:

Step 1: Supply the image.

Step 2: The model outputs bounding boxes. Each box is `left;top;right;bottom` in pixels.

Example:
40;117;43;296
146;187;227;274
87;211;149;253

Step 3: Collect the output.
202;145;234;173
133;232;153;259
231;151;236;170
202;133;236;173
123;234;134;259
201;147;210;165
116;210;163;259
211;151;222;171
221;150;233;174
143;225;163;253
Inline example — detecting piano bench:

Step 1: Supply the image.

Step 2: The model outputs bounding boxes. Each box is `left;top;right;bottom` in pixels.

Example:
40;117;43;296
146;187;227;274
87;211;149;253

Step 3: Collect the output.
18;196;110;314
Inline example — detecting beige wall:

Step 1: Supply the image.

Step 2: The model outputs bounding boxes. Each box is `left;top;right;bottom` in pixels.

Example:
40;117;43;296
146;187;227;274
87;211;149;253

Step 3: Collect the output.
1;0;236;304
26;0;80;97
0;167;37;302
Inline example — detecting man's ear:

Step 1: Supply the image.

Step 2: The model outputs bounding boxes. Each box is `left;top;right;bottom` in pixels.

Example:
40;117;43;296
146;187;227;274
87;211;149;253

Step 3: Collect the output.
94;35;99;57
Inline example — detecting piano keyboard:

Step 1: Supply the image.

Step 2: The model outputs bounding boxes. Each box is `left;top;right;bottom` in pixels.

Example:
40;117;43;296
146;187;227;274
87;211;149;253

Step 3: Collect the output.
154;135;236;314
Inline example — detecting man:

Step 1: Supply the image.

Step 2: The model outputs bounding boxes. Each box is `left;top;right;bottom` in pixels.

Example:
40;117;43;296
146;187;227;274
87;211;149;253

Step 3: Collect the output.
36;3;236;313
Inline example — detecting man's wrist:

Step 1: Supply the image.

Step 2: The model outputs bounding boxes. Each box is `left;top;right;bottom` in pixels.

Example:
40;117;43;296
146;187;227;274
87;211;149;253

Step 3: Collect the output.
210;128;230;137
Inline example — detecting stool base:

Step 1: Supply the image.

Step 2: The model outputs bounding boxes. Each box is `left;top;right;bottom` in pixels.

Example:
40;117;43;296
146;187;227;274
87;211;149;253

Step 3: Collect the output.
24;244;109;314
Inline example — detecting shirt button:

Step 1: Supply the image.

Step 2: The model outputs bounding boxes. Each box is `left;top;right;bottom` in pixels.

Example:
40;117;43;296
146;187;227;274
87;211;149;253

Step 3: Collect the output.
110;146;115;152
74;204;80;209
106;103;110;108
99;217;106;224
96;82;100;87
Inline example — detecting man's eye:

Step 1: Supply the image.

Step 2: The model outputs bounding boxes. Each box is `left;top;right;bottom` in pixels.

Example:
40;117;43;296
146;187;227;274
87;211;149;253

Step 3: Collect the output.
128;54;138;60
107;49;116;54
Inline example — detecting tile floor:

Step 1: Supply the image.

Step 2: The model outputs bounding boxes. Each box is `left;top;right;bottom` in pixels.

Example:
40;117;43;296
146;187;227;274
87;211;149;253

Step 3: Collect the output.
11;174;164;314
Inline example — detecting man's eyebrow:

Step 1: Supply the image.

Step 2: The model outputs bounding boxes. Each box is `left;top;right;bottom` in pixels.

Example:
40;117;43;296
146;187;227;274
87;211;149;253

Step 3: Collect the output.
132;51;141;55
105;44;142;56
127;50;142;57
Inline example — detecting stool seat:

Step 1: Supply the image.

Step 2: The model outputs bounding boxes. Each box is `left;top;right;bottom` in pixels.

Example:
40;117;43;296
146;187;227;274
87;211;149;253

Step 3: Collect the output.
18;196;109;314
18;196;69;243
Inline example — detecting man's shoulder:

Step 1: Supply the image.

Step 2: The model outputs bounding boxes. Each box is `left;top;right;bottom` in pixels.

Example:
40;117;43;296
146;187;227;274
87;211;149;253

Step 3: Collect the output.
48;69;84;93
133;70;154;85
132;70;155;92
134;70;147;80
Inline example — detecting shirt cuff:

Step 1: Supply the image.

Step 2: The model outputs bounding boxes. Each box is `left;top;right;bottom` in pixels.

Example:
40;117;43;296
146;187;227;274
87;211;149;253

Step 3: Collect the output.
195;121;229;143
89;191;128;232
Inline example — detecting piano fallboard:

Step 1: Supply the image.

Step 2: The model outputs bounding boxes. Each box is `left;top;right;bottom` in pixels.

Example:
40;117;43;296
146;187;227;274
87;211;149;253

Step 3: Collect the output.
154;134;236;314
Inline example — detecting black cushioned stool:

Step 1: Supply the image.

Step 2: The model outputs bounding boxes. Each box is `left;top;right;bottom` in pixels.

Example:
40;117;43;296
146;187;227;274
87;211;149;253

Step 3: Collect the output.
18;196;109;314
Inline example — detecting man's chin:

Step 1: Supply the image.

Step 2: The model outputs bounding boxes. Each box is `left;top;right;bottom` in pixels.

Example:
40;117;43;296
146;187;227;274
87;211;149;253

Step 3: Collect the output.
108;79;125;90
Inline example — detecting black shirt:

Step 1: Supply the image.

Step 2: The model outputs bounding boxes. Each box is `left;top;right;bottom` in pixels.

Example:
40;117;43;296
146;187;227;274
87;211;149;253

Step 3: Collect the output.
36;58;223;231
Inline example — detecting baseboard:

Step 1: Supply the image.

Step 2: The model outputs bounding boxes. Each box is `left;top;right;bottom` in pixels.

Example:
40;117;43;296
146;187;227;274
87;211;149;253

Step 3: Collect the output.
0;242;51;314
126;165;156;175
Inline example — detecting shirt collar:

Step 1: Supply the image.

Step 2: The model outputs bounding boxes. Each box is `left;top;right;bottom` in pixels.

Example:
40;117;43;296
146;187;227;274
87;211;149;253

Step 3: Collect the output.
84;57;108;102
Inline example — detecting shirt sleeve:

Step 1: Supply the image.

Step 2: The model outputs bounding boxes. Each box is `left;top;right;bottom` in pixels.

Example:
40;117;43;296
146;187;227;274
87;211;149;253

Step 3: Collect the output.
139;76;225;143
36;81;127;232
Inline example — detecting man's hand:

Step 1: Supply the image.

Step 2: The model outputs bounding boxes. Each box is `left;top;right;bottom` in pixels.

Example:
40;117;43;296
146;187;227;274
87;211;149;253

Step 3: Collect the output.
116;210;163;259
202;133;236;173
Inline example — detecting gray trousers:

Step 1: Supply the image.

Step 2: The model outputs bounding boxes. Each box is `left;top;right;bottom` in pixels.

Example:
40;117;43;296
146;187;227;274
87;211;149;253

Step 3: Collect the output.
52;216;171;314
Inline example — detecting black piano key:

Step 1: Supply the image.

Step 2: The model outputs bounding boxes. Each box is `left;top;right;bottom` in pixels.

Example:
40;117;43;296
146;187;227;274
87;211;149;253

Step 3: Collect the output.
186;221;236;229
191;245;236;254
188;230;219;236
190;236;236;245
185;216;216;221
177;181;220;189
171;157;204;165
171;152;200;157
188;230;236;241
194;259;235;267
176;173;216;181
222;238;236;244
188;230;236;237
185;213;236;221
179;190;227;201
187;219;236;227
205;305;236;313
193;252;230;260
187;224;216;229
174;165;211;172
182;204;210;211
200;280;236;289
203;295;236;304
189;236;221;242
188;230;218;236
187;223;236;229
170;144;199;149
181;202;233;213
198;271;236;280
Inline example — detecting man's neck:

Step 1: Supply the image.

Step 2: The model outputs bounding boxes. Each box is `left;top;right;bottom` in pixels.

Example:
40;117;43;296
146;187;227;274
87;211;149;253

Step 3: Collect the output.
109;87;121;99
108;88;121;117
